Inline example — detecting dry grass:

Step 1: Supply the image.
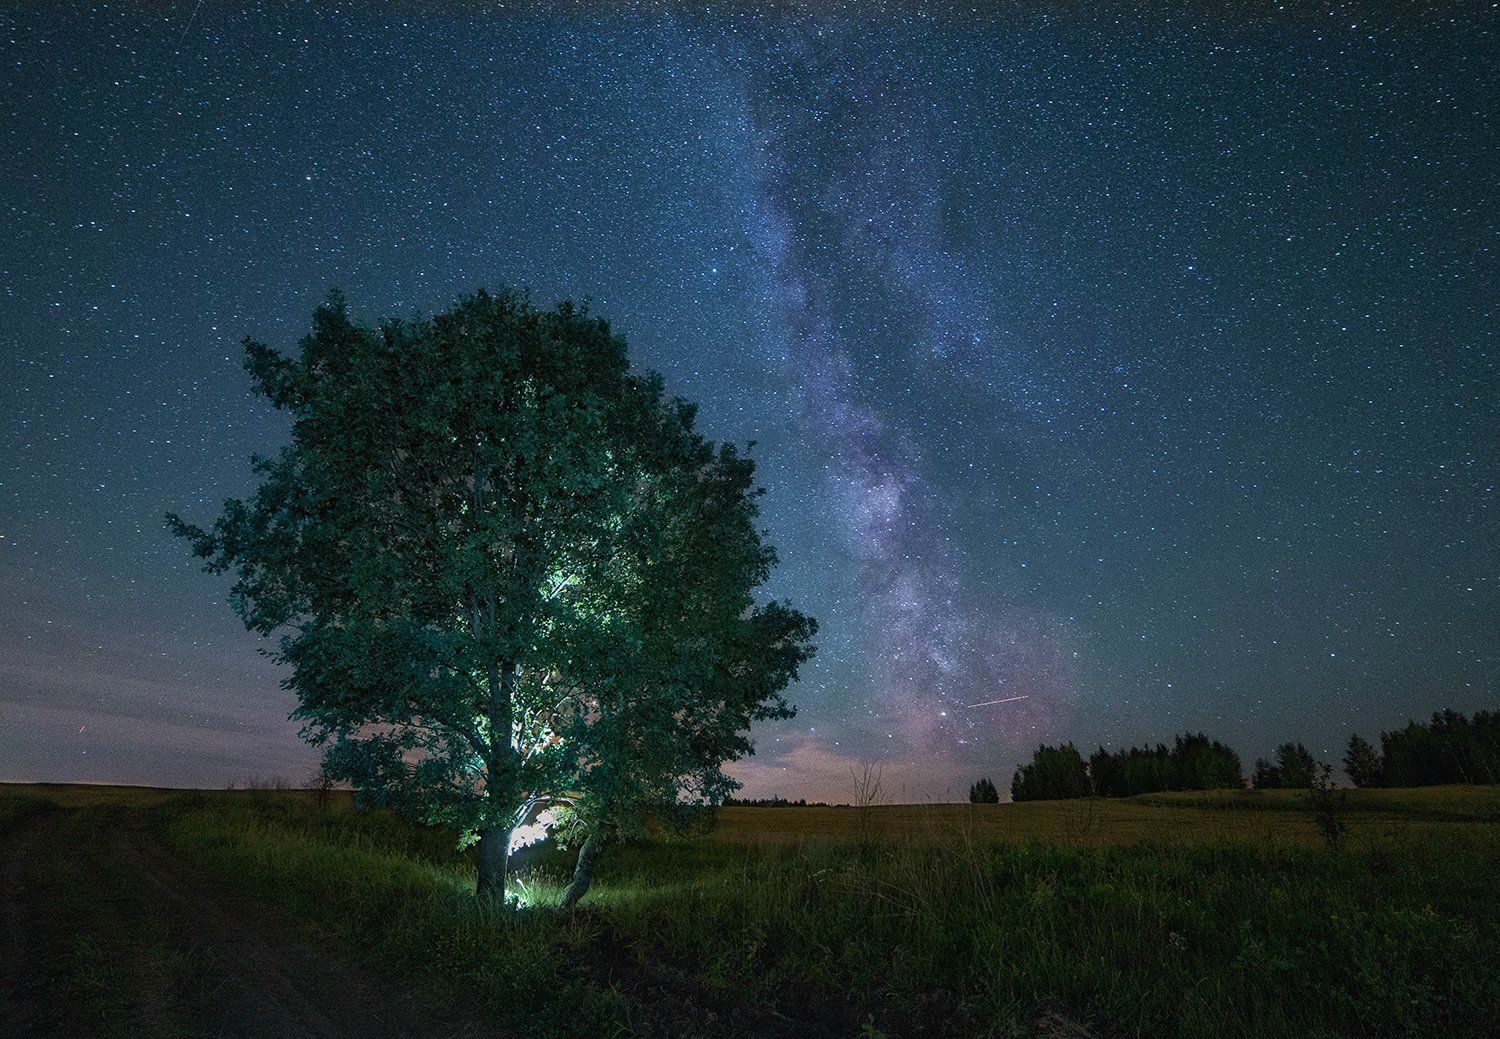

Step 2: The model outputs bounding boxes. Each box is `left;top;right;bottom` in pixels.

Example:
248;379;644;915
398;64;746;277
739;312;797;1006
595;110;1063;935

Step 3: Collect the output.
0;782;185;808
705;784;1500;848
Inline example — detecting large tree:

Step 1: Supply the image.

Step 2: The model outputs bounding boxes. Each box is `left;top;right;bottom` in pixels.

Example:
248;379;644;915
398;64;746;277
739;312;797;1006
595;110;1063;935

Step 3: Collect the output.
550;413;816;907
170;289;814;898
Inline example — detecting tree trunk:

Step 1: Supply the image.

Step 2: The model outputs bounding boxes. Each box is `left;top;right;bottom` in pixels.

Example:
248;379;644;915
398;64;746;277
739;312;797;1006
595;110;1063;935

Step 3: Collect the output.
475;652;519;900
558;830;605;910
475;825;512;899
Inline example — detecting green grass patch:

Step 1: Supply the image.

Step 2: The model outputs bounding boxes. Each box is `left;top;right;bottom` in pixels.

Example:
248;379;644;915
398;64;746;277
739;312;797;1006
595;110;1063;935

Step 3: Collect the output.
545;831;1500;1037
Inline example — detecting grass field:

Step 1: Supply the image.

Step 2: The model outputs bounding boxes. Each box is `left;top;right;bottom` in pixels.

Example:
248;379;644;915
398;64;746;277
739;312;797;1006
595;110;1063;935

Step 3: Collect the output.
3;783;1497;1038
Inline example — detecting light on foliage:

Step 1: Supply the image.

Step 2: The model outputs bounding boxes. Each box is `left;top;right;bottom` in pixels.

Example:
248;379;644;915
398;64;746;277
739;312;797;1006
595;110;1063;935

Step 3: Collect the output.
508;808;560;855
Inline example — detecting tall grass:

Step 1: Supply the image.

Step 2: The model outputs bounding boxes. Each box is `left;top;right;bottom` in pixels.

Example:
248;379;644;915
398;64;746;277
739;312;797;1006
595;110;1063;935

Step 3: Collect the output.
156;793;1500;1038
162;798;640;1036
550;833;1498;1037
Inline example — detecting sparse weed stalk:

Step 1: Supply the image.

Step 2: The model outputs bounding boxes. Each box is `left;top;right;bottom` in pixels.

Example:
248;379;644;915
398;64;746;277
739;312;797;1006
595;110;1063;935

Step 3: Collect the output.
1308;764;1350;846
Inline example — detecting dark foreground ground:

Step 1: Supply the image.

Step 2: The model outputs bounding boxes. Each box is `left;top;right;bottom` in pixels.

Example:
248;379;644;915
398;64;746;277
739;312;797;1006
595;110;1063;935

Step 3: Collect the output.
3;784;1498;1038
1;794;492;1039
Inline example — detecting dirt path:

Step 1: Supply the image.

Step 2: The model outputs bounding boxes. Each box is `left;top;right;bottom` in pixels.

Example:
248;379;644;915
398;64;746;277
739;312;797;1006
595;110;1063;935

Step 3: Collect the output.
3;806;496;1039
0;803;59;1035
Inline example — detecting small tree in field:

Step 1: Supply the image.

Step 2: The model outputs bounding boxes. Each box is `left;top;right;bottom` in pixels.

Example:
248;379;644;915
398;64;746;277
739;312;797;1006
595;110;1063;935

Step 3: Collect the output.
308;761;336;810
849;760;885;851
1307;763;1348;845
170;289;814;898
968;778;999;804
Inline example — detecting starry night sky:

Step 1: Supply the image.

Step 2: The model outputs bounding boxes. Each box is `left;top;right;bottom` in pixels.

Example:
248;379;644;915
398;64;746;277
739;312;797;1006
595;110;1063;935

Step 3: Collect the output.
3;4;1496;800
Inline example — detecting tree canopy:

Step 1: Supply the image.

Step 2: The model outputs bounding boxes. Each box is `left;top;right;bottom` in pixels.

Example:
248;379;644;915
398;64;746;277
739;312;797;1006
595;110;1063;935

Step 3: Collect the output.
1087;735;1242;798
1380;709;1499;787
1343;734;1383;788
1010;743;1090;802
170;289;815;898
968;777;999;804
1252;743;1320;790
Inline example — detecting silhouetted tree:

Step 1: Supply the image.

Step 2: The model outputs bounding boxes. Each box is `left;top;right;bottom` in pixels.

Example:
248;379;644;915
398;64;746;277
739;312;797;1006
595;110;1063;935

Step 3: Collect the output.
968;777;1000;804
1380;709;1499;786
1084;734;1241;797
308;761;336;810
1011;744;1090;802
1343;734;1383;788
1273;743;1319;789
1251;757;1283;790
1171;732;1244;790
1121;744;1174;795
1088;747;1129;798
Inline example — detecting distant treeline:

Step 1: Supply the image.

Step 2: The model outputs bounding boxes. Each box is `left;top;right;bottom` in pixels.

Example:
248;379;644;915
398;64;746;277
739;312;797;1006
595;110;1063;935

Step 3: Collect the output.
1007;733;1243;803
723;796;831;808
995;708;1499;802
1346;709;1499;788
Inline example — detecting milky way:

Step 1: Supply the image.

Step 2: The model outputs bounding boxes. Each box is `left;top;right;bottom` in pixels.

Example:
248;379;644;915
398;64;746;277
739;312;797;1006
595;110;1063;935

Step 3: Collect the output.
733;25;1074;769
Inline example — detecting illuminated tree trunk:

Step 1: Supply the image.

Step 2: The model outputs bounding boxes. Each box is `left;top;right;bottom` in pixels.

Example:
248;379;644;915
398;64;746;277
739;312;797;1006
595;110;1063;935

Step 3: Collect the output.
475;824;513;898
476;655;519;899
558;830;604;909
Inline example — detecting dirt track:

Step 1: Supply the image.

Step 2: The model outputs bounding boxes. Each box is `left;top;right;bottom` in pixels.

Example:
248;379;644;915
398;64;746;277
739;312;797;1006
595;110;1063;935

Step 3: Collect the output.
1;807;494;1039
1;805;57;1032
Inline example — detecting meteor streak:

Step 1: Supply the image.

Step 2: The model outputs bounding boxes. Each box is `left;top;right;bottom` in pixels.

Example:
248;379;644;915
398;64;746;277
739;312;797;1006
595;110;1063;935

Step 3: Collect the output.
966;695;1031;709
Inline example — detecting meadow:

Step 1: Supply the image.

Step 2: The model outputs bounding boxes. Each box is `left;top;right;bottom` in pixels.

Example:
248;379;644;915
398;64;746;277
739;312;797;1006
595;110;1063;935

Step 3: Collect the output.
3;783;1497;1038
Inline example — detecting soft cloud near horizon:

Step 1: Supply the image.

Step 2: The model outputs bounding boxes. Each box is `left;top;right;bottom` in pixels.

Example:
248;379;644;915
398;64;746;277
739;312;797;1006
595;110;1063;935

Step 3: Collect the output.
0;566;315;788
0;700;314;789
728;732;995;804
